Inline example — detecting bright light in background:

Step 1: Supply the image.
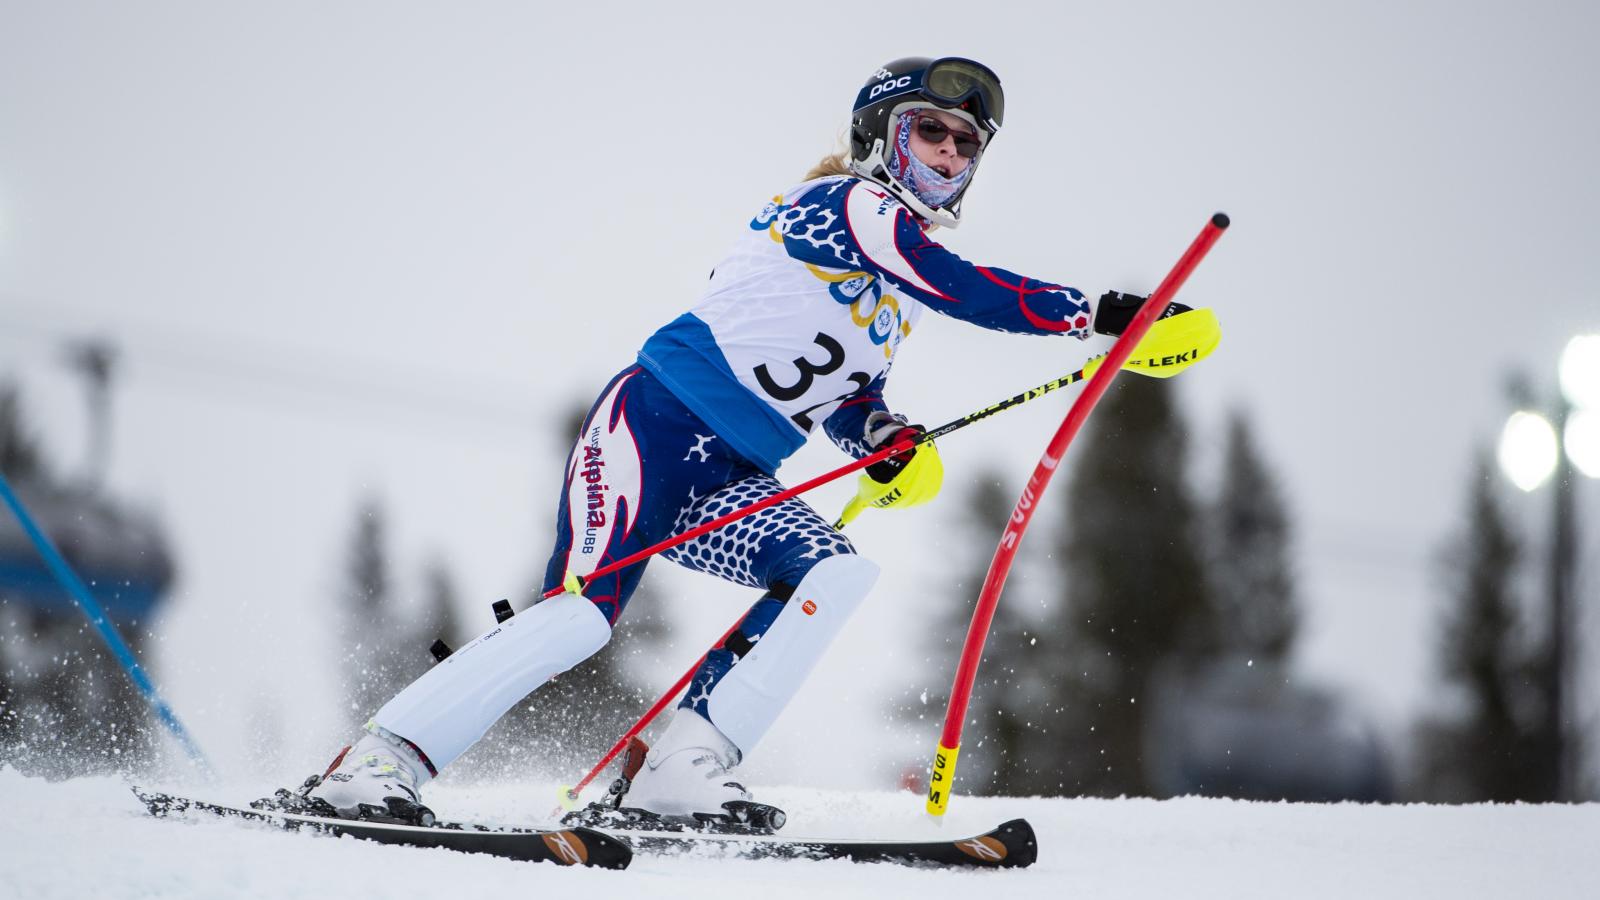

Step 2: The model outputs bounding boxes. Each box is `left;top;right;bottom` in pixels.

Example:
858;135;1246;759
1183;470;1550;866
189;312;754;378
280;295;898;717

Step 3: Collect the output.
1498;410;1558;491
1559;334;1600;410
1566;409;1600;478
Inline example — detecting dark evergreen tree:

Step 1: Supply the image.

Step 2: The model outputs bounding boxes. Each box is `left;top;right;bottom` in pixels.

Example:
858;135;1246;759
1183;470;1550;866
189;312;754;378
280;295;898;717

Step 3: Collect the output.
336;506;467;738
1208;409;1298;661
908;468;1067;797
338;497;410;729
417;559;463;658
1413;453;1552;802
1054;376;1213;797
380;557;466;691
0;380;47;482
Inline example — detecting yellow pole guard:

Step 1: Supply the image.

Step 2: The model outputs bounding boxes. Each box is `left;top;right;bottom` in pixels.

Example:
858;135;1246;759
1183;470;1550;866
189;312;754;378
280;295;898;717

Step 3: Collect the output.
555;783;580;812
563;572;585;595
833;496;866;531
924;741;961;817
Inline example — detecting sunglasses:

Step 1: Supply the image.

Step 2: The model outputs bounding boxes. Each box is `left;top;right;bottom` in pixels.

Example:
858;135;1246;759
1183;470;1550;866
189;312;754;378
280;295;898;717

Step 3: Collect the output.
911;114;982;159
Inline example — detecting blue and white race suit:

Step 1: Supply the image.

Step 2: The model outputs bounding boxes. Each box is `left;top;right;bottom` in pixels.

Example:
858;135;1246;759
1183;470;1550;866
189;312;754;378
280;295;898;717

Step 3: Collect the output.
543;174;1097;728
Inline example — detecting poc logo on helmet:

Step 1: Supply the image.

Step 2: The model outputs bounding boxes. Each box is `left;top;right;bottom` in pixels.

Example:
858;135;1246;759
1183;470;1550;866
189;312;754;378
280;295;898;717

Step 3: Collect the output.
868;75;912;100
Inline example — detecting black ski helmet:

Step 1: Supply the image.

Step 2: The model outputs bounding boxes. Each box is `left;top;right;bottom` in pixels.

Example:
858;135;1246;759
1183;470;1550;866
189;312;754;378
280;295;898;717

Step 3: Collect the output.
848;56;1005;227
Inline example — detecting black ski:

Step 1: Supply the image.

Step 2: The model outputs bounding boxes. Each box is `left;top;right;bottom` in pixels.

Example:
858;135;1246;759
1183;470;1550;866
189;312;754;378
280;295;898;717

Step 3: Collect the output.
132;788;632;870
620;817;1037;868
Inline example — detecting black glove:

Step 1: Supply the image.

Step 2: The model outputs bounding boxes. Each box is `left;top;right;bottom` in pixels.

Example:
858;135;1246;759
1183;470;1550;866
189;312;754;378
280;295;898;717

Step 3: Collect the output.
862;410;923;484
1092;290;1192;337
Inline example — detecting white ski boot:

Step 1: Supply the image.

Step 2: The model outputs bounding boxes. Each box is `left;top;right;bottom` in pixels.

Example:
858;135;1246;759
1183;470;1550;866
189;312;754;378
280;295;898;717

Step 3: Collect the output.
300;729;434;825
615;710;785;832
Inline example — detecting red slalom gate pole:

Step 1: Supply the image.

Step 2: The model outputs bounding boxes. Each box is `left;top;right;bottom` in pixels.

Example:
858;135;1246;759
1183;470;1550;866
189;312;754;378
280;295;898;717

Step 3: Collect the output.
924;213;1231;817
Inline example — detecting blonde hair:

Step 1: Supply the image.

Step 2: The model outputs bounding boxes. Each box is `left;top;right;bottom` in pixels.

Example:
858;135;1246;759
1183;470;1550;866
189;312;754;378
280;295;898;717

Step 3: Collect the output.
799;137;945;231
802;150;852;182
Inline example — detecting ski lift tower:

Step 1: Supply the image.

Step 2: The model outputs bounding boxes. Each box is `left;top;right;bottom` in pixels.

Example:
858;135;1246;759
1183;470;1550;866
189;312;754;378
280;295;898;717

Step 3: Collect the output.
62;338;118;491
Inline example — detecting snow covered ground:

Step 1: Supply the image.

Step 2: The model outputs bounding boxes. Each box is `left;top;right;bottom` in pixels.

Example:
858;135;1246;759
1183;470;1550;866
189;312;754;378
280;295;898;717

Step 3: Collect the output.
2;766;1595;899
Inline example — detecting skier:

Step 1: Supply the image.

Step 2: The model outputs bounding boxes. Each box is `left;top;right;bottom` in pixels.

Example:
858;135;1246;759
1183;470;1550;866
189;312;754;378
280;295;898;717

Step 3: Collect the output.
297;56;1216;829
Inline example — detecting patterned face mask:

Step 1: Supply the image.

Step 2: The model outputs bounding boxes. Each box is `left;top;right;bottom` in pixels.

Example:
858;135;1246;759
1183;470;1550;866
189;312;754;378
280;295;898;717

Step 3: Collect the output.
885;111;974;210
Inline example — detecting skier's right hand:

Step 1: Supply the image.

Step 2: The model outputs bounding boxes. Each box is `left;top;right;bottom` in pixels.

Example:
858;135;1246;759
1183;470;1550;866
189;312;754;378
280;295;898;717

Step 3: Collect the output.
1083;306;1222;380
1092;290;1194;337
835;412;944;528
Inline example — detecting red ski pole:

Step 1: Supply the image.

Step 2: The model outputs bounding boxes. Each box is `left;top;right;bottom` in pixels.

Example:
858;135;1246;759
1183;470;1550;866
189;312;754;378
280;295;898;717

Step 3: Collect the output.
555;619;741;810
924;212;1230;817
553;362;1105;810
539;361;1109;606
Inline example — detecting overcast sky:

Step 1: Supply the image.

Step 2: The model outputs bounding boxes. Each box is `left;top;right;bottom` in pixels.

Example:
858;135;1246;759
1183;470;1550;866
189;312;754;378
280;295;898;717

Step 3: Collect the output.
2;1;1598;790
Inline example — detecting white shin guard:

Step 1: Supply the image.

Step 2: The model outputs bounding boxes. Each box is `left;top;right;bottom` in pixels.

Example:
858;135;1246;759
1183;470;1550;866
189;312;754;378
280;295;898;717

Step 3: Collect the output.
704;554;880;756
373;592;611;772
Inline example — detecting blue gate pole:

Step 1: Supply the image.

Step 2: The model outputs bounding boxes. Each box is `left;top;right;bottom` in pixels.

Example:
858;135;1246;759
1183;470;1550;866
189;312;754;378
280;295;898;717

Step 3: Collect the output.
0;470;211;772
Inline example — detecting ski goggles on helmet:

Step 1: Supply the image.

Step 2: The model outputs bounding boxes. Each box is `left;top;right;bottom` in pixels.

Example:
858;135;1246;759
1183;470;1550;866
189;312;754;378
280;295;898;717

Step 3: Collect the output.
909;112;983;158
921;58;1004;130
854;57;1006;132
